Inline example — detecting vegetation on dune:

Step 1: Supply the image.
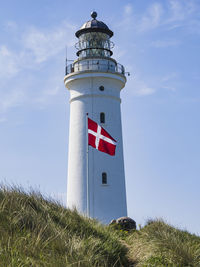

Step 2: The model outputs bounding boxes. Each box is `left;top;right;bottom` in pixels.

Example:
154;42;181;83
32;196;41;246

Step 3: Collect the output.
0;186;199;266
127;219;200;266
0;186;128;266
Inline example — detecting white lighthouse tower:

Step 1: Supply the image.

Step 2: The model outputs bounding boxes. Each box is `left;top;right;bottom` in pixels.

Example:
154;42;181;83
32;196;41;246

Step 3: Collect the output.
64;12;127;223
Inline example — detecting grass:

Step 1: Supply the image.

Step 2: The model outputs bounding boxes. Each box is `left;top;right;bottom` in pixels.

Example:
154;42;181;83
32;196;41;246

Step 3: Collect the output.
0;186;199;266
126;219;200;266
0;186;128;266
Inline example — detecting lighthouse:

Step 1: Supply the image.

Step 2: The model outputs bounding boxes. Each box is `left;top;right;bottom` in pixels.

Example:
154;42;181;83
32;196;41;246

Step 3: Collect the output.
64;12;127;223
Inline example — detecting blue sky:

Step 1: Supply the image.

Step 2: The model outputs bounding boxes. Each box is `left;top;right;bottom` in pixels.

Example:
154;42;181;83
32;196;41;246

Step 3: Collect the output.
0;0;200;234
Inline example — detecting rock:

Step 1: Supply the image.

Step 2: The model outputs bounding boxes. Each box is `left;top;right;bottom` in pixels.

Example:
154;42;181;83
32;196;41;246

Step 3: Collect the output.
109;219;116;225
109;217;136;231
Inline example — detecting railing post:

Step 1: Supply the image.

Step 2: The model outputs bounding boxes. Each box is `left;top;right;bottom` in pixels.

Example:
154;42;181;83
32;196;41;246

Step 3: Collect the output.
122;65;124;74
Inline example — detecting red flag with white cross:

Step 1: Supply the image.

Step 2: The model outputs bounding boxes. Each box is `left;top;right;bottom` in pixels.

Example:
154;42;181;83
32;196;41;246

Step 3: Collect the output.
88;117;117;156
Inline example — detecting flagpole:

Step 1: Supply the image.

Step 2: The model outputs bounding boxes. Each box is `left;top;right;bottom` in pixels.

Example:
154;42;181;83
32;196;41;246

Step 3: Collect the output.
86;113;89;217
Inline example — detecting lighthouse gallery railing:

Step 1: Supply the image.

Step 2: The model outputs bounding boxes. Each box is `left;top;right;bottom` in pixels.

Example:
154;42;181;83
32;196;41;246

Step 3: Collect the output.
65;59;125;75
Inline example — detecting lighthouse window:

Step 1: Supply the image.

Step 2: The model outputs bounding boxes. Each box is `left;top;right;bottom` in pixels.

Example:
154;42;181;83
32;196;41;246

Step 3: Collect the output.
100;112;105;123
102;172;107;184
99;86;104;91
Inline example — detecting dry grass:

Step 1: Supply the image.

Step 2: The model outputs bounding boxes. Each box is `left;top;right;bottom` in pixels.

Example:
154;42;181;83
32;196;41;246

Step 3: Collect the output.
126;219;200;266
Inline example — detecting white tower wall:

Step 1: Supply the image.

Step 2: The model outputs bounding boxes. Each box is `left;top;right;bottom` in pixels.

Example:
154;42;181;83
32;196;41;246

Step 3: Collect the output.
64;70;127;223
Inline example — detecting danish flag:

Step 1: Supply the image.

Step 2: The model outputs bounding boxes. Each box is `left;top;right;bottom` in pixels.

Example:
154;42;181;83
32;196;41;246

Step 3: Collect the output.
88;117;117;156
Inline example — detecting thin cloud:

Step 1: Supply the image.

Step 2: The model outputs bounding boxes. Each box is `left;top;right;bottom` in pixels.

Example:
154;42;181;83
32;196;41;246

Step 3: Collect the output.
3;20;18;31
119;0;200;34
167;0;197;23
115;3;135;30
0;90;25;113
0;46;21;78
124;4;133;16
130;76;156;96
0;20;76;117
23;22;75;64
161;85;176;92
150;39;181;48
0;21;76;79
127;70;180;97
161;72;178;82
138;3;163;32
136;86;156;96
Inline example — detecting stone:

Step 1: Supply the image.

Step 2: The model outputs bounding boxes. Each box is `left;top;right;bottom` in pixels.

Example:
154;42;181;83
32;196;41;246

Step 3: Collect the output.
110;217;136;231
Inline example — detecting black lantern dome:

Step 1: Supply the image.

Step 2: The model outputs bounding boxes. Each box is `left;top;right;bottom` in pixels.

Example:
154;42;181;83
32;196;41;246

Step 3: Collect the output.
76;11;113;38
75;12;114;58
